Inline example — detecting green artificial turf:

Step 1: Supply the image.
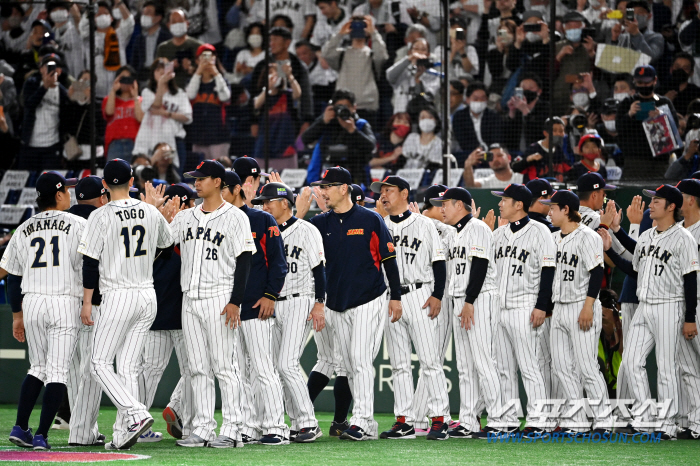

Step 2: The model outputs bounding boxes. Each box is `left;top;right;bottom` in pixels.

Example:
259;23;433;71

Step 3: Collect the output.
1;405;700;465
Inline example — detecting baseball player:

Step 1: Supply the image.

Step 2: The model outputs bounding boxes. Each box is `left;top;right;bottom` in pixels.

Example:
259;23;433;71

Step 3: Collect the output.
5;172;85;451
233;157;268;207
351;184;375;207
308;167;403;441
78;159;174;450
491;184;555;434
526;179;558;233
601;185;699;439
411;184;457;436
66;176;108;447
430;188;517;438
223;169;289;445
253;182;326;443
540;190;613;434
371;176;449;441
138;183;197;443
167;160;255;448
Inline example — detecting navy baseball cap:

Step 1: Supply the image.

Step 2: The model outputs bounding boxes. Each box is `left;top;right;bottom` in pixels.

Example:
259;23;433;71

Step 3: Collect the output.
526;178;554;198
576;172;616;193
370;176;410;194
224;170;242;188
233;156;269;179
75;175;106;200
310;166;353;187
36;171;77;199
539;189;580;212
351;184;375;204
164;183;197;205
677;179;700;198
429;187;473;208
104;159;134;186
185;160;226;183
423;184;449;206
643;184;684;208
633;64;656;83
252;182;295;205
491;183;533;205
692;170;700;180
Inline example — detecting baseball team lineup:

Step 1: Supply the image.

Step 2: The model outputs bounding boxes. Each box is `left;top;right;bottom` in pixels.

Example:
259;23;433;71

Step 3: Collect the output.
5;156;700;451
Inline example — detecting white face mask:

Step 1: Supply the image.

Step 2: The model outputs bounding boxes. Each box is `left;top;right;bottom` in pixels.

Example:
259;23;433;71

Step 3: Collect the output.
419;118;436;133
248;34;263;48
50;9;69;23
526;32;542;43
469;101;487;114
169;22;188;37
112;8;122;20
572;92;589;107
140;14;153;29
613;92;629;102
95;14;112;29
603;119;616;133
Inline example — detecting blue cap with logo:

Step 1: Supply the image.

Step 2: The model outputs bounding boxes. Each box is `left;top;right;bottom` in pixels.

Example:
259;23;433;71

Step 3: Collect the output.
491;183;533;205
370;176;411;194
351;184;375;204
643;184;683;209
429;187;473;207
539;189;580;212
75;175;105;200
36;171;77;199
310;166;353;187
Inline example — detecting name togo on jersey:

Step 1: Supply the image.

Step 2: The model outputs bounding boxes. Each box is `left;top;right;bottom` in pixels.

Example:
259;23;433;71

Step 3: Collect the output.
22;219;73;237
183;227;225;246
495;245;531;263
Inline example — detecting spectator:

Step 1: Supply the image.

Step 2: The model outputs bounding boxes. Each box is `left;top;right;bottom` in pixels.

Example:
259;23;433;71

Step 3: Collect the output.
252;63;301;160
454;81;504;155
463;144;523;188
507;12;551;97
449;79;466;118
103;65;143;161
597;98;621;163
405;3;441;50
66;70;106;167
401;106;442;169
270;14;297;48
512;117;570;182
434;18;479;80
311;0;349;48
296;39;337;117
133;58;193;172
131;1;171;84
679;6;700;87
0;73;20;167
503;73;549;152
567;133;608;181
322;15;388;128
150;142;180;183
18;54;73;170
485;18;516;96
568;72;600;115
370;112;411;168
385;37;440;115
552;11;596;116
352;0;411;58
251;27;314;134
186;44;231;160
616;64;678;178
665;139;700;180
487;0;521;42
393;23;428;64
302;88;376;183
87;1;135;98
657;52;700;117
47;3;83;78
15;19;53;91
156;8;203;89
1;3;39;57
616;1;664;63
246;0;315;44
231;22;265;87
612;74;635;103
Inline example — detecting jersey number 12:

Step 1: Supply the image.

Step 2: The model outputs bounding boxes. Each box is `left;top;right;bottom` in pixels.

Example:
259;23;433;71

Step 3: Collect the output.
120;226;147;258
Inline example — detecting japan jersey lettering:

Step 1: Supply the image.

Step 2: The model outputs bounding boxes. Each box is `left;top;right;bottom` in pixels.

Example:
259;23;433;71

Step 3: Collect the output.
448;217;497;297
384;212;445;286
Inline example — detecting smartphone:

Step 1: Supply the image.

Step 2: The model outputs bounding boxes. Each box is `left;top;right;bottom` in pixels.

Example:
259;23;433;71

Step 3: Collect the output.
46;61;57;74
523;23;541;32
164;61;175;75
581;27;596;40
455;27;466;41
200;51;213;61
636;101;656;120
498;29;509;38
417;58;432;68
514;87;524;100
119;75;135;85
626;7;635;21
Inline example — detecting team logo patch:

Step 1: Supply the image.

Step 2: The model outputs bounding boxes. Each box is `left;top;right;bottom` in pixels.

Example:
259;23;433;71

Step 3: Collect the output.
387;242;395;252
692;259;699;267
347;229;364;235
56;182;62;189
470;245;485;254
277;188;287;195
245;238;255;247
113;178;119;183
439;191;445;197
251;232;257;238
252;168;258;173
593;183;599;189
322;170;329;179
543;255;555;262
595;253;603;262
79;193;84;198
197;161;205;169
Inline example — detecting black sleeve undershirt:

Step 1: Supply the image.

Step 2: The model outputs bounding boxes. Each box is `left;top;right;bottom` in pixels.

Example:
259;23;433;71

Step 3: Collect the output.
535;267;554;310
382;257;402;301
7;274;22;313
587;265;604;299
82;256;100;290
612;227;638;254
229;251;252;306
605;249;638;279
155;244;174;261
312;263;326;301
684;272;697;323
465;257;489;304
431;260;446;301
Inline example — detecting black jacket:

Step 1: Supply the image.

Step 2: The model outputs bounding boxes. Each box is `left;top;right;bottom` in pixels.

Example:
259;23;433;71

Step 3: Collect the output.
20;74;74;146
615;93;678;163
251;53;314;124
131;27;172;82
503;99;549;153
453;107;503;153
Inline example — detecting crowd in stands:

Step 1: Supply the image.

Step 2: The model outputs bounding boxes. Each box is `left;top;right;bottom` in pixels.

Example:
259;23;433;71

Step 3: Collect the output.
3;0;700;187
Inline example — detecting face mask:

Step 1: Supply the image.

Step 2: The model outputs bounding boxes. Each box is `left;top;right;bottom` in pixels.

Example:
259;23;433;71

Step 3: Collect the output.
572;92;589;107
565;27;582;42
248;34;263;48
50;9;69;23
635;14;648;30
581;152;598;161
523;89;539;104
419;118;436;133
20;3;29;12
169;22;188;37
671;68;689;86
112;8;122;20
8;15;21;28
469;101;487;114
526;32;542;43
613;92;629;102
635;83;654;97
95;14;112;29
551;135;563;146
604;119;616;133
392;124;411;138
140;14;153;29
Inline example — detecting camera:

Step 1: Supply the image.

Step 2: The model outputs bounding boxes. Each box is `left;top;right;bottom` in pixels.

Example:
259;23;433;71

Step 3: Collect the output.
523;23;541;32
334;104;352;121
134;164;157;183
416;58;432;68
119;75;135;85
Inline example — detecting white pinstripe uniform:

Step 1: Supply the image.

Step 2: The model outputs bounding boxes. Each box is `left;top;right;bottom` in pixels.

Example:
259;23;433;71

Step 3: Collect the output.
550;225;612;432
412;219;456;431
170;202;256;442
0;211;85;391
493;220;555;429
383;212;450;425
625;223;700;435
78;199;173;447
449;216;516;431
271;218;325;432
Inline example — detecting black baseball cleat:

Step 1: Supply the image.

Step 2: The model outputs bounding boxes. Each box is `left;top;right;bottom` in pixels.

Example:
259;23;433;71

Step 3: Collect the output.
241;434;260;445
426;421;449;441
69;433;106;447
652;431;676;441
340;425;377;441
613;423;635;434
677;428;700;440
295;426;322;443
558;428;588;438
588;428;613;436
474;426;517;439
289;430;298;442
380;421;415;439
521;427;548;438
329;420;350;437
448;425;478;439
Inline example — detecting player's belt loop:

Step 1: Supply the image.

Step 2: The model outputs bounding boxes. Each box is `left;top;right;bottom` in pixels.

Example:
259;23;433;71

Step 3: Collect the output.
277;293;301;301
400;283;425;295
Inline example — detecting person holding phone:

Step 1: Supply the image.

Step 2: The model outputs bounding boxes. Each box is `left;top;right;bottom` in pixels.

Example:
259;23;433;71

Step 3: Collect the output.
508;12;551;95
156;8;203;89
616;1;664;62
433;18;479;80
385;37;440;114
103;65;143;161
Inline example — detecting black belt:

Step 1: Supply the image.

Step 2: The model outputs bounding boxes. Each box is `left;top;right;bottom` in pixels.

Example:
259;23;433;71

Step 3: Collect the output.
277;293;301;301
400;283;424;295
